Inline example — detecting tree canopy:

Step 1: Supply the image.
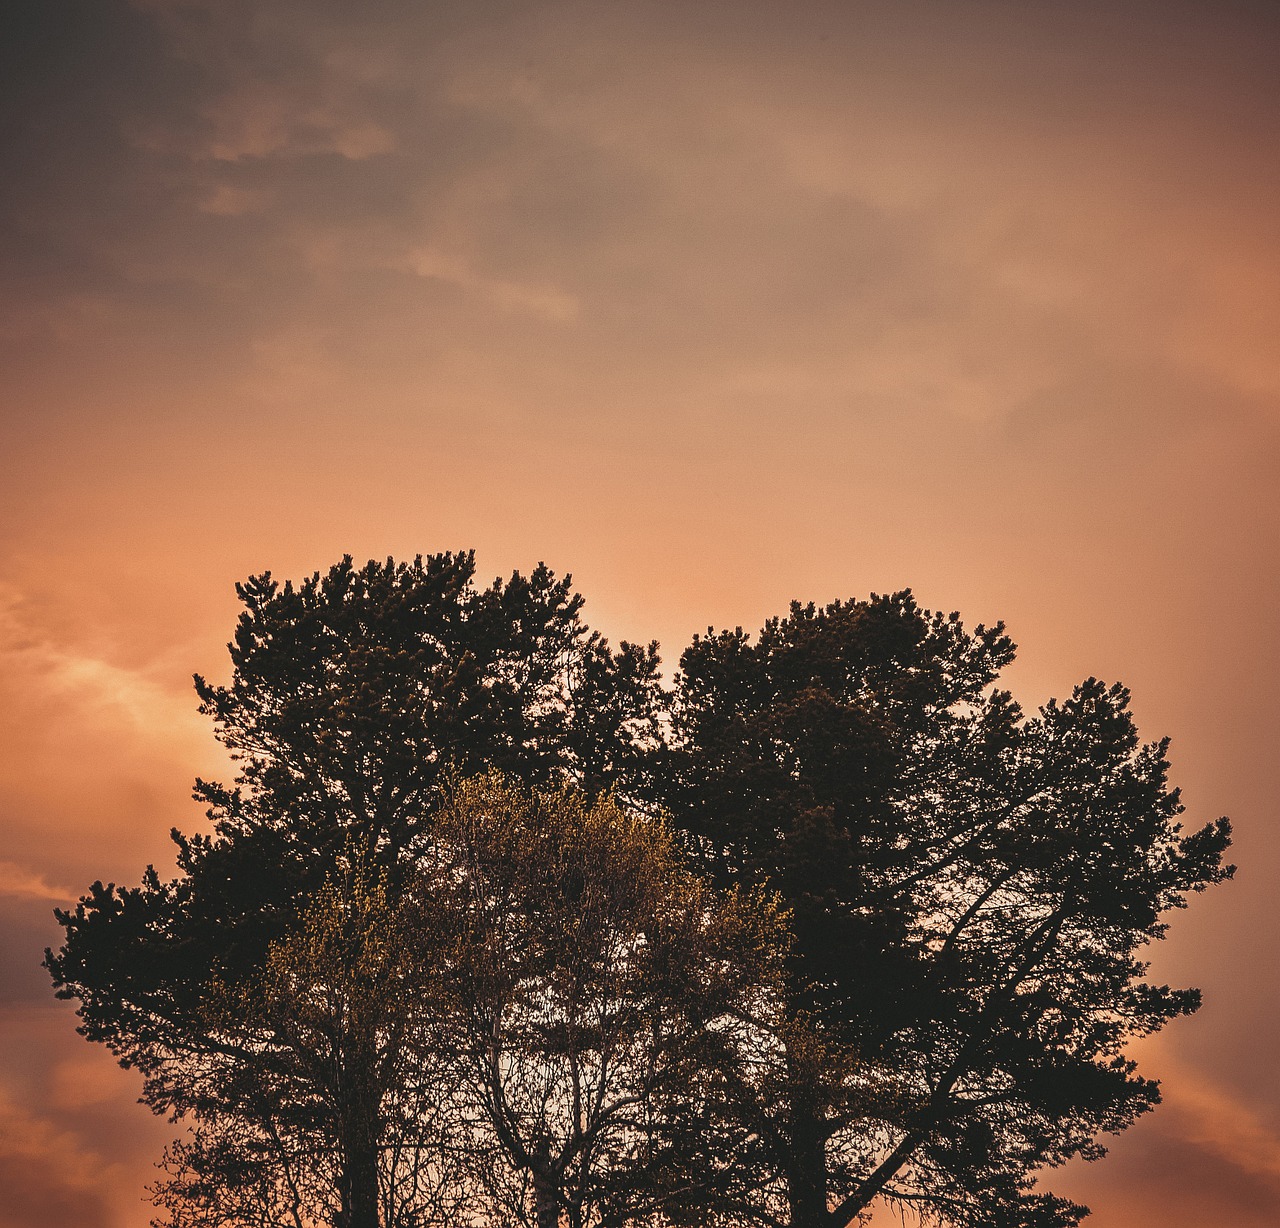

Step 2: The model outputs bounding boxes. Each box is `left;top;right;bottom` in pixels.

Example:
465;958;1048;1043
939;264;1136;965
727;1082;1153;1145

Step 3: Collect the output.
658;592;1234;1228
427;771;786;1228
47;554;664;1228
46;558;1232;1228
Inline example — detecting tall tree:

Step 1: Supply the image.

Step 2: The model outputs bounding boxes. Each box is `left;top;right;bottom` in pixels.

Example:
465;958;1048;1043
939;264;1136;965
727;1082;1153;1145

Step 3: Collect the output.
427;771;787;1228
47;554;665;1228
148;855;461;1228
47;563;1234;1228
659;591;1233;1228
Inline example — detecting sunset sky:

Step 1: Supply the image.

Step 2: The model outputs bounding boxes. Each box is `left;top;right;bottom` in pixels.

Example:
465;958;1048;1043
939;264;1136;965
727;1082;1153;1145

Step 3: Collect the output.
2;1;1278;1225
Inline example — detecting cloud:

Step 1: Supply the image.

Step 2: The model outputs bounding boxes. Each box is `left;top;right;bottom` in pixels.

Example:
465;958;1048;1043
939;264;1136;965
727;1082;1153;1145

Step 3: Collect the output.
0;1089;118;1228
0;587;204;741
1055;1036;1280;1228
0;862;73;903
198;81;397;163
0;581;218;888
48;1054;139;1113
406;246;579;322
197;183;270;216
6;0;1277;455
1159;1056;1280;1187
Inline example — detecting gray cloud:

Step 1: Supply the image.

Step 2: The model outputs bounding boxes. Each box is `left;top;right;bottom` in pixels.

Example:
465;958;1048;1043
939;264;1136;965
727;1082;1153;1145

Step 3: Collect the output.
2;4;1278;1225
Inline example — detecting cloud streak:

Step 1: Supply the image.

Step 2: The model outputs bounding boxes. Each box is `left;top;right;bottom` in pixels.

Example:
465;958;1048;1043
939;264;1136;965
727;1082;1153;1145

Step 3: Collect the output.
1160;1057;1280;1189
1;2;1277;1224
0;861;73;903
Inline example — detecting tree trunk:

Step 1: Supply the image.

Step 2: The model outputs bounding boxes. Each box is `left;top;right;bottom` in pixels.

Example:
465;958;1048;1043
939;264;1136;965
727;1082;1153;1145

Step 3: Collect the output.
532;1165;560;1228
784;1024;830;1228
787;1101;830;1228
340;1103;381;1228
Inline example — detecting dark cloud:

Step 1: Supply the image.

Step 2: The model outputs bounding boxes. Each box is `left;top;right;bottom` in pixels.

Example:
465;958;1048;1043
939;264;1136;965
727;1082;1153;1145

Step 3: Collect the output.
1;3;1277;1225
0;1152;112;1228
0;898;63;1006
1067;1101;1280;1227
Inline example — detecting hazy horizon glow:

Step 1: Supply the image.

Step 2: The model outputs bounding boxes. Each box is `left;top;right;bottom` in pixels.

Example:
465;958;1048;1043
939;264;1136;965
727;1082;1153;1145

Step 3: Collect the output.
2;2;1278;1225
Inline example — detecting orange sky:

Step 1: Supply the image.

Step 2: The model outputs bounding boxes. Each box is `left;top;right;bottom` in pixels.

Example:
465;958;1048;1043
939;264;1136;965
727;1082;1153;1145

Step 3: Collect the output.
2;2;1278;1225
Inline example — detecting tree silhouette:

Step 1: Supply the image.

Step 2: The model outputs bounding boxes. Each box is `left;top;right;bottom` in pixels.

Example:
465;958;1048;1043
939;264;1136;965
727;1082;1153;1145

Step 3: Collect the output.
47;554;663;1228
427;771;787;1228
659;591;1233;1228
46;563;1233;1228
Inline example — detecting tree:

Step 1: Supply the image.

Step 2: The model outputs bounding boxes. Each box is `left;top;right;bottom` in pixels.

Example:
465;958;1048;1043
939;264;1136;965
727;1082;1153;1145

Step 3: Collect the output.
46;553;665;1228
658;591;1233;1228
425;771;788;1228
149;855;461;1228
47;561;1233;1228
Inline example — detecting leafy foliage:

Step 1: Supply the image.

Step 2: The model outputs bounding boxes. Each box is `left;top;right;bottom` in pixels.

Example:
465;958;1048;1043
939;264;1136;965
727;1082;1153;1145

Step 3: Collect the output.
426;772;788;1228
47;554;663;1228
660;591;1234;1228
150;859;460;1228
46;563;1233;1228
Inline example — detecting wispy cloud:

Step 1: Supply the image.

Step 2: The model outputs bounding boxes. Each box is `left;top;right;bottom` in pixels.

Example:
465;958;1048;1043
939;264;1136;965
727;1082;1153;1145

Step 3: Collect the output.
406;246;579;322
0;585;205;741
0;1088;118;1228
0;861;74;903
1160;1055;1280;1187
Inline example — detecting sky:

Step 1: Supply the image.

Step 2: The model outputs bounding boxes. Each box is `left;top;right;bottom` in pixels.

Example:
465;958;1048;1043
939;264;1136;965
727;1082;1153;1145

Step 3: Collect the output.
0;0;1277;1224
